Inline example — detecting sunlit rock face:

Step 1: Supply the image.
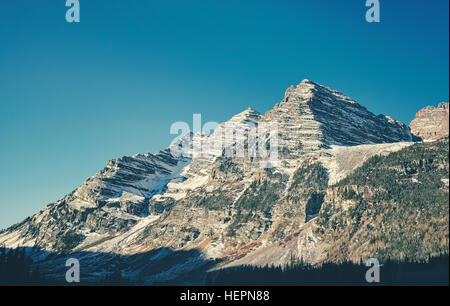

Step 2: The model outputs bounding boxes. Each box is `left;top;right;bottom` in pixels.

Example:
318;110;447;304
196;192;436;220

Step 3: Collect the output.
263;79;411;165
410;102;449;142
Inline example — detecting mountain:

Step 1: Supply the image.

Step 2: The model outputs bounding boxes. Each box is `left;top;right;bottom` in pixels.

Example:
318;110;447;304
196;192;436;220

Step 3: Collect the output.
266;80;411;157
0;147;191;252
0;79;447;284
410;102;449;141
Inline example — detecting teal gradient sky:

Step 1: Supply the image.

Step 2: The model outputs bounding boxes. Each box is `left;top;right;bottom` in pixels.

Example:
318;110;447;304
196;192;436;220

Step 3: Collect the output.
0;0;448;229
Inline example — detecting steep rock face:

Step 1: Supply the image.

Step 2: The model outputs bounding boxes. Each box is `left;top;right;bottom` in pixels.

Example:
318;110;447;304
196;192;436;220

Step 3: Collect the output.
263;80;411;165
410;102;449;141
114;108;270;254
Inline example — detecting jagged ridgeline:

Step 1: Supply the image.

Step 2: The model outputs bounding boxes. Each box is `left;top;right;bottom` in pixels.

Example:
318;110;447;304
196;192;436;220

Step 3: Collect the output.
0;80;448;284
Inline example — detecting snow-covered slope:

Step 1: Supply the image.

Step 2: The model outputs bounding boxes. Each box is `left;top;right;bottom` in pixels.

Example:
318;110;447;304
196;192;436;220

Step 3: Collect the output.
0;147;191;251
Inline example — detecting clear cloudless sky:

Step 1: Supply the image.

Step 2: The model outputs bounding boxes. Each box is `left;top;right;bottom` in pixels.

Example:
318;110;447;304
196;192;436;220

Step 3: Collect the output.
0;0;448;229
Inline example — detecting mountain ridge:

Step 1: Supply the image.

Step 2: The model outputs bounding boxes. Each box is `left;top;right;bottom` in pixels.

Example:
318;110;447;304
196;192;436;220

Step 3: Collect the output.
0;79;447;283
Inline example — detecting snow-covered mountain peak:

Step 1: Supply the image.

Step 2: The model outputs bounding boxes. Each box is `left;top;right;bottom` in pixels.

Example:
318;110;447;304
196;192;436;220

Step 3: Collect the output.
227;107;262;124
283;79;357;105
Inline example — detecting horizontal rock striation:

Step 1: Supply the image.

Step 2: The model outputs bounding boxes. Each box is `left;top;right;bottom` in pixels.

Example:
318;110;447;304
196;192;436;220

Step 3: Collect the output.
410;102;449;141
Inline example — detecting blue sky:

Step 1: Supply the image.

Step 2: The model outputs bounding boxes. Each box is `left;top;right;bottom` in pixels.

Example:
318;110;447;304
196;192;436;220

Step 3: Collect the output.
0;0;448;229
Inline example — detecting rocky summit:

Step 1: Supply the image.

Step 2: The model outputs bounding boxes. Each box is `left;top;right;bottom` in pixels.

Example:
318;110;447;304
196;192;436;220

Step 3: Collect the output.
0;79;448;284
264;79;411;161
410;102;449;141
